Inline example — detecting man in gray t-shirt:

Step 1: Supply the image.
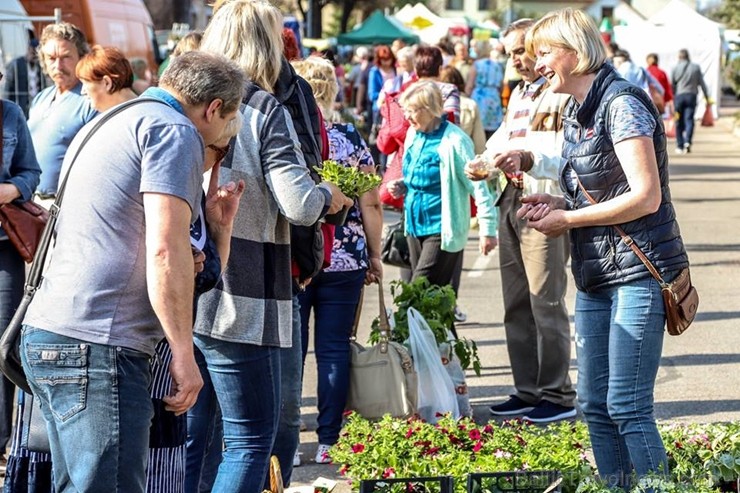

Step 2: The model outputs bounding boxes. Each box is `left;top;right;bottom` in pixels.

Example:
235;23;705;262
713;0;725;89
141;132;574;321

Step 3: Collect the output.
671;48;709;154
20;52;244;493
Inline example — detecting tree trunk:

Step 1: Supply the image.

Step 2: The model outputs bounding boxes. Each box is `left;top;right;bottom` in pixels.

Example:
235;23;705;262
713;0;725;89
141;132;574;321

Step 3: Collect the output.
307;0;322;38
339;0;357;34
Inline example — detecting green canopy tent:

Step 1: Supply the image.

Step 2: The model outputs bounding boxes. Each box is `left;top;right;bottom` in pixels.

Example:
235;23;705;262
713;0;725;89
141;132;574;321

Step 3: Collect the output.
338;10;420;46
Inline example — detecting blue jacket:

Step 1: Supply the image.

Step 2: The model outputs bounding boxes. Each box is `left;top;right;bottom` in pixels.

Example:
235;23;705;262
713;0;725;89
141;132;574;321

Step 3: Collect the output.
1;99;41;237
403;121;497;252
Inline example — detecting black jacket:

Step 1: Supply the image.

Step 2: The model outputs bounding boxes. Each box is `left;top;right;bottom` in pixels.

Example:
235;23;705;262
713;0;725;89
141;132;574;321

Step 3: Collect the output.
561;63;688;292
273;58;327;286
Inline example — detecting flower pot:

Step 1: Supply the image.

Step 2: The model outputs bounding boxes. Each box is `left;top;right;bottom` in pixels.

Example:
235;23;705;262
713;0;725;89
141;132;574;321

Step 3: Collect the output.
324;204;350;226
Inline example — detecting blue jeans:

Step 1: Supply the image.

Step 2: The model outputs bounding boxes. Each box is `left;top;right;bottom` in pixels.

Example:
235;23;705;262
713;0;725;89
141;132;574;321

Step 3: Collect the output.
674;92;697;150
299;269;366;445
21;326;153;493
0;241;24;451
575;276;669;488
194;334;280;493
270;295;303;487
185;346;223;493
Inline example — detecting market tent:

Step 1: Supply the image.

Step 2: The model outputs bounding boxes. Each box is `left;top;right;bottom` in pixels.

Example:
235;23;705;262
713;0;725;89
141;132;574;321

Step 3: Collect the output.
614;0;722;116
394;3;451;45
337;10;420;46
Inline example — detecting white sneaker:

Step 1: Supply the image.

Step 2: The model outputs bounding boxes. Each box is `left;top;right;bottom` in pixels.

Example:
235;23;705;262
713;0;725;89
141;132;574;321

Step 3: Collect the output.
293;450;302;467
454;306;467;323
315;443;332;464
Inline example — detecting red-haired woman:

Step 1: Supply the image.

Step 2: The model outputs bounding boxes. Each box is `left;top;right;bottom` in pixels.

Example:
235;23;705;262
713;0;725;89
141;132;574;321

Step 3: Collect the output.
367;45;396;120
75;45;137;112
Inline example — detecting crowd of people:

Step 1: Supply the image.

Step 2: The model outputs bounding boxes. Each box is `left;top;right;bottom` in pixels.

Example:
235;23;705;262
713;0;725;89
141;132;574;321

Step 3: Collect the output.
0;2;707;491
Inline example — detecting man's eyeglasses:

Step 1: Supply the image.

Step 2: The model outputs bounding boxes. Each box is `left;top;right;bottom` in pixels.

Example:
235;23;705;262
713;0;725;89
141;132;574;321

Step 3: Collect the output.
208;144;230;164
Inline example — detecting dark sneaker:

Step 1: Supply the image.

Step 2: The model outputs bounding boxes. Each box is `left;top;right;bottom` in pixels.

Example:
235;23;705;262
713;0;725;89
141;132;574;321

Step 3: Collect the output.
489;395;536;416
685;144;691;153
523;401;577;423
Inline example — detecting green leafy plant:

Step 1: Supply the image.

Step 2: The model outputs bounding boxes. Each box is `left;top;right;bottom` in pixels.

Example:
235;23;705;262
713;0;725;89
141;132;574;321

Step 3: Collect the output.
331;413;593;493
330;415;739;493
315;159;381;198
369;278;482;375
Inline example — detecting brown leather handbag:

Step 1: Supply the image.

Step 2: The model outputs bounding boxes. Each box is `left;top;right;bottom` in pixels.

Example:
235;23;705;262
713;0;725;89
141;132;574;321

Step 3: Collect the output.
0;101;49;263
576;179;699;335
0;201;49;263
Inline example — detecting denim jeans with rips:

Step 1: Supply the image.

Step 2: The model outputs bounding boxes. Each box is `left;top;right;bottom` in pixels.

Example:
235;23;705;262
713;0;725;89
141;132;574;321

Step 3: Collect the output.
194;334;280;492
575;275;669;489
21;325;153;493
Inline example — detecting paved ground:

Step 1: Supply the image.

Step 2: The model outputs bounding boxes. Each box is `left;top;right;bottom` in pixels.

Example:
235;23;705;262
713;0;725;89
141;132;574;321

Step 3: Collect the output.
290;95;740;490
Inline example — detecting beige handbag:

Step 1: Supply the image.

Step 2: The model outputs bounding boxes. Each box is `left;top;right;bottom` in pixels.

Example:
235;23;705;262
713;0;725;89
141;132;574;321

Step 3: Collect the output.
346;282;418;420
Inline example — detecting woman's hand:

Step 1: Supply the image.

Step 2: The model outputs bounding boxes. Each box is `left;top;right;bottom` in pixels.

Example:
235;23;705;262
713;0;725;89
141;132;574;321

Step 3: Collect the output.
0;184;21;205
517;194;570;237
479;235;497;255
387;179;407;199
365;257;383;285
205;162;246;232
192;246;206;276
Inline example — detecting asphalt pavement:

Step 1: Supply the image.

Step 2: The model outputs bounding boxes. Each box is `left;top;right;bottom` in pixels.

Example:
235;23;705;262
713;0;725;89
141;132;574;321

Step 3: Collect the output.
290;95;740;490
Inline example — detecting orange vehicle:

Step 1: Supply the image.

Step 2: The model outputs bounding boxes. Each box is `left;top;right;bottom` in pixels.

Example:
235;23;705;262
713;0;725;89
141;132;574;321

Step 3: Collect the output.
20;0;161;71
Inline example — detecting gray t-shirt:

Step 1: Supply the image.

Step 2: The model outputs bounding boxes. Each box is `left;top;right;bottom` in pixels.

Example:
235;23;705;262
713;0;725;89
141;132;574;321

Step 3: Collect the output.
24;100;204;355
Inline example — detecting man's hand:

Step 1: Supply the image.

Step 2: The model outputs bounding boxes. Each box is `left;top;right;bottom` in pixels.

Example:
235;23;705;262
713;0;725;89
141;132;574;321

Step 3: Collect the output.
323;182;354;214
0;184;21;205
479;235;498;255
492;151;523;174
163;350;203;415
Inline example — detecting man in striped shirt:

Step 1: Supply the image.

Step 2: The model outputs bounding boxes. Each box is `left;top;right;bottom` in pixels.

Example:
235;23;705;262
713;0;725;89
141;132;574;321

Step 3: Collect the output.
467;18;576;424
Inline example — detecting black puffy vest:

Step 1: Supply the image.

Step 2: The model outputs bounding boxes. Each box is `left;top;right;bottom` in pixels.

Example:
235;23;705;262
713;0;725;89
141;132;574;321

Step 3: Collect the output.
561;64;688;292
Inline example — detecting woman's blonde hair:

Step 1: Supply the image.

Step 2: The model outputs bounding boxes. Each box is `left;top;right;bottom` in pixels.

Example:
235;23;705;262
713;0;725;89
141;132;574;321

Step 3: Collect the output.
399;80;444;118
201;0;283;93
291;57;337;114
525;8;606;76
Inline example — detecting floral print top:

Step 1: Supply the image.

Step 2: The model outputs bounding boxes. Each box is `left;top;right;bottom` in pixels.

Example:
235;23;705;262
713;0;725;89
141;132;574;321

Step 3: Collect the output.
325;122;375;273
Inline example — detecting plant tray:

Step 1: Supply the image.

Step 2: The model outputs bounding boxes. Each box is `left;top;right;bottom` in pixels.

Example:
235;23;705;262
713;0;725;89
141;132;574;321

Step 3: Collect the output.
467;470;562;493
360;476;454;493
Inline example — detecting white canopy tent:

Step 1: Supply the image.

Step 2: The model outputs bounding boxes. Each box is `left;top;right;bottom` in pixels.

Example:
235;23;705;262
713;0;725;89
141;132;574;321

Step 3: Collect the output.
394;3;452;45
614;0;722;117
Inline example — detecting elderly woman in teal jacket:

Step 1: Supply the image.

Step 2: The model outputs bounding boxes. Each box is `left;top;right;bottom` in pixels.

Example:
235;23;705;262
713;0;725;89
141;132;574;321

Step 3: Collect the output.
388;80;498;293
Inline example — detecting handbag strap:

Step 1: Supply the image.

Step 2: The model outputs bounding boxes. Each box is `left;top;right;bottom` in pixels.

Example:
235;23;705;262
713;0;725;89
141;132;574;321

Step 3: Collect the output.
350;281;392;347
25;98;168;291
574;176;666;287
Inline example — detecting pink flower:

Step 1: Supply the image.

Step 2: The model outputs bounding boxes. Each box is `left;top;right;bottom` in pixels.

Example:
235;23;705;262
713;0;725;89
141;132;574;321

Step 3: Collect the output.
483;424;494;435
382;467;396;479
494;449;512;459
343;410;354;417
351;443;365;454
422;446;440;457
516;435;527;446
468;429;481;441
339;465;349;475
472;441;483;452
405;428;414;439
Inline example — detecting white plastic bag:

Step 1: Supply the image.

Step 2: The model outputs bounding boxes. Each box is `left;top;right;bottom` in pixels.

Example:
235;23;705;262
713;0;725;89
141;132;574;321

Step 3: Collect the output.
407;307;459;423
439;337;473;418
